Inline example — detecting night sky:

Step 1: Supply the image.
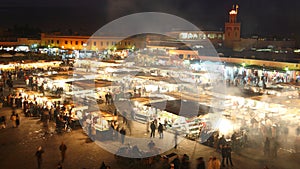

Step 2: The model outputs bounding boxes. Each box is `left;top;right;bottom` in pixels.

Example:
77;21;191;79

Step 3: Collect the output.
1;0;300;37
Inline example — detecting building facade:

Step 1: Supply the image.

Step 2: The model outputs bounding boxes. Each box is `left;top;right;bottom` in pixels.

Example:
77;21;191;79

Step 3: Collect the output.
40;33;139;51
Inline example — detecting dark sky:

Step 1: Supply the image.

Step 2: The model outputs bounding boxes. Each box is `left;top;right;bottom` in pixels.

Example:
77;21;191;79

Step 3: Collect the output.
1;0;300;37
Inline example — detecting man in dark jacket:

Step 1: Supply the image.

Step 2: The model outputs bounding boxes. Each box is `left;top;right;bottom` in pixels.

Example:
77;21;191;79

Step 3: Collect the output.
150;121;156;138
226;144;233;166
221;145;227;167
158;123;164;139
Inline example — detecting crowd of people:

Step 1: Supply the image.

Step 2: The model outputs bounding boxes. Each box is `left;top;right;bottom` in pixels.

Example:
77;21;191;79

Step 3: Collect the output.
0;59;299;169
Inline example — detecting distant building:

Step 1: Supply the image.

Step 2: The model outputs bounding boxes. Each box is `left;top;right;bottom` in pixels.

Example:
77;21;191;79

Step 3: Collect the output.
40;33;142;51
0;37;40;48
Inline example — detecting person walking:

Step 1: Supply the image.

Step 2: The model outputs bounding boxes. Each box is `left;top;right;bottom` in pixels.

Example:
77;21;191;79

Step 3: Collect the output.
1;116;6;129
225;144;233;166
35;146;44;169
10;111;17;128
114;121;119;140
221;145;227;167
296;125;300;136
231;132;237;151
181;154;190;169
218;135;227;151
120;127;126;144
57;162;63;169
174;130;179;149
100;161;106;169
271;137;279;158
196;157;205;169
158;123;164;139
59;142;67;163
150;121;156;138
16;113;20;127
264;137;270;157
172;155;181;169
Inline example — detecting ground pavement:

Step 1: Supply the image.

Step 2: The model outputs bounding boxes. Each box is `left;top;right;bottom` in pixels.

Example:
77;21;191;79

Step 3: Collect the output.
1;106;300;169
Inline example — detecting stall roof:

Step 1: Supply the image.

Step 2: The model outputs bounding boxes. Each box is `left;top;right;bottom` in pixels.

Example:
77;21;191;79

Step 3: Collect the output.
136;75;188;84
42;73;83;81
145;99;223;118
69;79;113;89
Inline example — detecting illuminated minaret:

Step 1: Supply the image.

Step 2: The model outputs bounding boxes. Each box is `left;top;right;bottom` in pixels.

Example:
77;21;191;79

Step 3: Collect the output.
224;5;241;47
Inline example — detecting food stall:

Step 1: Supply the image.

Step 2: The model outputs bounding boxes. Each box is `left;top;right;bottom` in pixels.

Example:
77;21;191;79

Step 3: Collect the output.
90;111;118;141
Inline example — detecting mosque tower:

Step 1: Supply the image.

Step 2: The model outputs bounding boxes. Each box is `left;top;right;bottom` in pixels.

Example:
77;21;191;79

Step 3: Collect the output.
224;5;241;48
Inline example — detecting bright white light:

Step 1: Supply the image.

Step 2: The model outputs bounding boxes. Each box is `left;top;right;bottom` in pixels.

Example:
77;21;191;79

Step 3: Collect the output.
229;10;237;15
294;49;300;53
58;81;65;88
216;118;233;136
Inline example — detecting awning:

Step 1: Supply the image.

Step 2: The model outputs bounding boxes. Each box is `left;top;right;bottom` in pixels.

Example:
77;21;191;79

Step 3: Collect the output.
145;99;224;118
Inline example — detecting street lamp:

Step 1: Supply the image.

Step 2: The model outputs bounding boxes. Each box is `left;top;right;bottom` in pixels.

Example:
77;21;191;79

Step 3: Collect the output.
83;43;87;57
47;45;51;55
